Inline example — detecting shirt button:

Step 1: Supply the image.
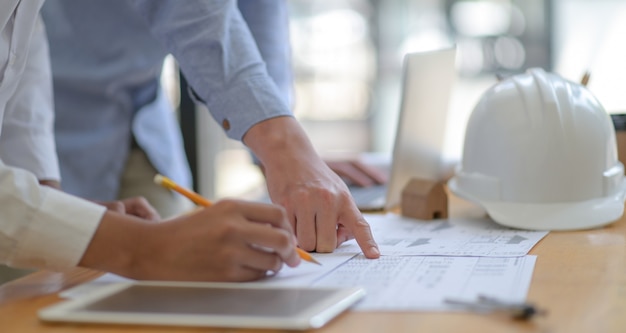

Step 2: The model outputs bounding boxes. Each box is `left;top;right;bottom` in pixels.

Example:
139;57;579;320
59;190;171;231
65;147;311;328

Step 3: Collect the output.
222;119;231;131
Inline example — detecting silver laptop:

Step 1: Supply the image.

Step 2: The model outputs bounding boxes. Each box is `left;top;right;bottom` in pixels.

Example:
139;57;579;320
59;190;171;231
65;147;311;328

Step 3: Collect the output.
350;47;457;211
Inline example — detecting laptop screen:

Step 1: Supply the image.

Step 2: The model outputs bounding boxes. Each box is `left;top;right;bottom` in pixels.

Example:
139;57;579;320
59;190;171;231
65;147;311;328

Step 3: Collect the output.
384;47;457;210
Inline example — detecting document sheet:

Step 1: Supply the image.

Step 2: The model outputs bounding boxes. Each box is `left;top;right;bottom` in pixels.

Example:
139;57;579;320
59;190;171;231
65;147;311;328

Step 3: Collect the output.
61;213;543;313
60;253;357;299
334;213;548;257
312;255;537;311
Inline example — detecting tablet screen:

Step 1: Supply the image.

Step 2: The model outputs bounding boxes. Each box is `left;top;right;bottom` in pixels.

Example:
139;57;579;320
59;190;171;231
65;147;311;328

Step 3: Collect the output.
39;282;365;330
81;284;340;317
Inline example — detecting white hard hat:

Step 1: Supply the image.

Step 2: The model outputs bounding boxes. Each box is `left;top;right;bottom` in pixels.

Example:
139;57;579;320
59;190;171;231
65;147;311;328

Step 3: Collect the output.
448;68;626;230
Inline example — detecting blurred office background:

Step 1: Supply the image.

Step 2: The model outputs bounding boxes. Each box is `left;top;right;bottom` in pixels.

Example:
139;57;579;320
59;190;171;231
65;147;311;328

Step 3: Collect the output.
174;0;626;200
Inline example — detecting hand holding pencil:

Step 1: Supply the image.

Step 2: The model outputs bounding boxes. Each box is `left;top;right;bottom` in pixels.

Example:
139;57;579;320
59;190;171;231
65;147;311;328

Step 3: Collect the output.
154;174;321;266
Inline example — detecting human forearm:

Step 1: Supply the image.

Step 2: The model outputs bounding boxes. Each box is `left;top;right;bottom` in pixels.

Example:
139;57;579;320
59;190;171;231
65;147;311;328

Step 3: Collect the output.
78;211;150;278
243;116;324;172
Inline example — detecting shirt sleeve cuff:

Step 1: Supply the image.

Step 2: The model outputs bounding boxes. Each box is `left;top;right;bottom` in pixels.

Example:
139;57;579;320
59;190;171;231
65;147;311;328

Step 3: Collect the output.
11;188;106;269
193;76;293;141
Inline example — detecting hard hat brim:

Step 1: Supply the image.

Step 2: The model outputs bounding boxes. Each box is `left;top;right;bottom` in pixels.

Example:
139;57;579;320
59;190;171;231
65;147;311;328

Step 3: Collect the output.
448;178;626;231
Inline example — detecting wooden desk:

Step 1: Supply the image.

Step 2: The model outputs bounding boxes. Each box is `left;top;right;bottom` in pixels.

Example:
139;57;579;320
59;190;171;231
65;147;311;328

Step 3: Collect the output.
2;197;626;333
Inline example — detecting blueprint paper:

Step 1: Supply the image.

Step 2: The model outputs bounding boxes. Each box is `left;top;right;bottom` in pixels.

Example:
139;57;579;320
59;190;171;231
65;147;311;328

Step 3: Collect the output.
59;253;537;313
251;252;359;286
333;213;548;257
58;213;541;314
59;253;536;311
59;252;357;299
312;255;537;311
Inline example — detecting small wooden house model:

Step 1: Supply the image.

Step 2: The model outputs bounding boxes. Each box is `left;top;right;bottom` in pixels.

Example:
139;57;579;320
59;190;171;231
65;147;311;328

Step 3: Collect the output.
401;178;448;220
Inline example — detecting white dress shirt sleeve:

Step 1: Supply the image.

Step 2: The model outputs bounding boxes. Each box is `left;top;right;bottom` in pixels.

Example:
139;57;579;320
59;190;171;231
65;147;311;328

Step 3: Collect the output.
0;3;105;270
0;161;105;269
0;16;60;181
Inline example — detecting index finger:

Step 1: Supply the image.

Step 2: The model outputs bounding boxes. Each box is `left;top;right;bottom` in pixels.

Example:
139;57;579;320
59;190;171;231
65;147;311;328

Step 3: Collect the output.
238;221;301;268
225;200;294;234
123;197;161;221
341;212;380;259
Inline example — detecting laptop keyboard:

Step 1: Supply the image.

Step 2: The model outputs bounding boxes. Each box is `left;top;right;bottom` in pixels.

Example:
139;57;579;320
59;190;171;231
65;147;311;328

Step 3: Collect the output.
349;185;387;211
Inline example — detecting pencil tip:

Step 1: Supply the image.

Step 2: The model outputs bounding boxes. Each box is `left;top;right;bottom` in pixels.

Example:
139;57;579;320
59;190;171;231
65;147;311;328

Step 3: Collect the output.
310;257;322;266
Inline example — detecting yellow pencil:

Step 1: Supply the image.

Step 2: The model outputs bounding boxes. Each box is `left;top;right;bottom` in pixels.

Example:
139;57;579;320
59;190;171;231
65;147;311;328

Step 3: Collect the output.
153;174;321;266
154;174;212;207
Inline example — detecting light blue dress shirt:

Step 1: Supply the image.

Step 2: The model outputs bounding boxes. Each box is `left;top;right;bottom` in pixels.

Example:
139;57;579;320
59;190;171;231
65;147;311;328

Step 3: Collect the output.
41;0;292;200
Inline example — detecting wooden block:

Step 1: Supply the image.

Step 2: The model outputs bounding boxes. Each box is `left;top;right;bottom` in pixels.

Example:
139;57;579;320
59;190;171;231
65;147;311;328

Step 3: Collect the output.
617;131;626;171
401;178;448;220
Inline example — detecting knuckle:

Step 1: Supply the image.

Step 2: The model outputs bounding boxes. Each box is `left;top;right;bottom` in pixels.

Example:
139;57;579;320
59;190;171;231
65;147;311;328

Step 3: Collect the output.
299;238;316;252
266;204;287;222
215;199;240;213
317;189;335;205
216;221;241;238
254;270;268;281
222;266;241;281
355;216;371;229
271;256;283;272
273;205;288;220
275;230;292;249
218;247;239;265
338;190;354;203
112;201;124;212
292;187;312;202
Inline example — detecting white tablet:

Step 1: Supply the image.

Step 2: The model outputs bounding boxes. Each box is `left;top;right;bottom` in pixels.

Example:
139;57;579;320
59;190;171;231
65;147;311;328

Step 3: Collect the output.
39;281;365;330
